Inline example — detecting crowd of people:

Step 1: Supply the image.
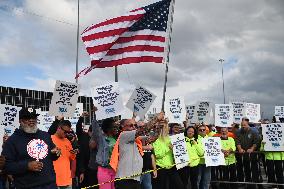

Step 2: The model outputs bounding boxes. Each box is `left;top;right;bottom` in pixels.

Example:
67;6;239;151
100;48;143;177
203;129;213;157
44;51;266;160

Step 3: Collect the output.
0;107;283;189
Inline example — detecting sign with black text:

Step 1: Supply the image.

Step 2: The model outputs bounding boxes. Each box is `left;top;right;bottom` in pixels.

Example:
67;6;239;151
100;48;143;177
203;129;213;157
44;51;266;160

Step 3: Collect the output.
262;123;284;151
126;86;156;118
49;80;80;117
91;83;124;120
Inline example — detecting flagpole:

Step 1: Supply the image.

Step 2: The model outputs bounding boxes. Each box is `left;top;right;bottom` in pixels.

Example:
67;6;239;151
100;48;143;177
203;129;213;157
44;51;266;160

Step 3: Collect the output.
75;0;80;84
115;66;118;82
161;0;176;112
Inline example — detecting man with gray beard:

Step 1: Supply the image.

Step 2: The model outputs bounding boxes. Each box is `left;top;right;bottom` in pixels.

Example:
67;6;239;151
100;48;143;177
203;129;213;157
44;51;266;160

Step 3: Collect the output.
2;108;61;189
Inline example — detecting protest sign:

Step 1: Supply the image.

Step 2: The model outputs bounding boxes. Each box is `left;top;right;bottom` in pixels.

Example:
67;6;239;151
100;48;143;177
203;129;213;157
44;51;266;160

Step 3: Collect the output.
37;111;55;132
0;104;20;136
203;137;225;166
275;106;284;122
91;83;124;120
215;104;234;127
193;101;212;124
165;97;186;124
49;80;80;117
66;103;83;131
186;105;195;123
170;133;189;169
262;123;284;151
231;102;245;123
245;103;261;123
126;86;156;118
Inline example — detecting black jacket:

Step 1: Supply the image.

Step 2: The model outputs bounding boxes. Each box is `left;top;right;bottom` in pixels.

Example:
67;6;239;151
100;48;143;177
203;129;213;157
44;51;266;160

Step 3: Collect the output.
76;117;91;174
1;128;58;189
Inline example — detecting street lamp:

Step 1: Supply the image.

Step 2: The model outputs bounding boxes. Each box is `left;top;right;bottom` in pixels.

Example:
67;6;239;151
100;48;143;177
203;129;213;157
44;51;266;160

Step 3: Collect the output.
219;59;226;104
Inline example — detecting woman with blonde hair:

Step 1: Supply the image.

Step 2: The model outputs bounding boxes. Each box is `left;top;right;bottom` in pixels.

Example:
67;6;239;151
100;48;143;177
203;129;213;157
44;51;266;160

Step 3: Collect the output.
152;121;184;189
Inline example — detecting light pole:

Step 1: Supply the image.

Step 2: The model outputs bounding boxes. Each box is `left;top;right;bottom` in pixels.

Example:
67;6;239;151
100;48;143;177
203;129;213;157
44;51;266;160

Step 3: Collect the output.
75;0;80;84
219;59;226;104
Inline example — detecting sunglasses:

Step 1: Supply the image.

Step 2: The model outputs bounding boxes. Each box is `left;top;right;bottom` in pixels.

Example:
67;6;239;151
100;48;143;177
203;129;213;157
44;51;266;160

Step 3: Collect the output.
60;127;72;134
126;124;137;128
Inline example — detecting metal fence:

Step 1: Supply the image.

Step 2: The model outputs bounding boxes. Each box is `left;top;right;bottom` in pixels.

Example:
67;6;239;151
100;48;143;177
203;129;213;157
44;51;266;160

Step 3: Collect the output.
210;151;284;189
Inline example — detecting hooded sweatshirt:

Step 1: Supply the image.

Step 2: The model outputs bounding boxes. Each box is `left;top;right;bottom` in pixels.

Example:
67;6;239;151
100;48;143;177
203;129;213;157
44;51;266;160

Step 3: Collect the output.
1;128;58;189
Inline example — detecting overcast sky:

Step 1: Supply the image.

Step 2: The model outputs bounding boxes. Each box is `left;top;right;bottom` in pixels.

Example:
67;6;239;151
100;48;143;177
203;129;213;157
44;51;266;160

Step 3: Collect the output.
0;0;283;119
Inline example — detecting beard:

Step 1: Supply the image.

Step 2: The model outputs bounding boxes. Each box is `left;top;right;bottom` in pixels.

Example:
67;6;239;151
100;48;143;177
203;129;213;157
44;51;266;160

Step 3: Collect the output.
20;124;38;134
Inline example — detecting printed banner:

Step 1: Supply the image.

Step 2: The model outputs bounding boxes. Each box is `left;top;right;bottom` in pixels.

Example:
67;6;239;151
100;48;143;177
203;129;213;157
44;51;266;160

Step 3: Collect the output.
165;97;186;124
203;137;225;167
245;103;261;123
170;133;189;170
91;83;124;120
186;105;195;123
215;104;234;127
49;80;80;117
66;103;83;131
262;123;284;151
231;102;245;124
0;104;20;136
193;101;212;124
275;106;284;122
126;86;156;118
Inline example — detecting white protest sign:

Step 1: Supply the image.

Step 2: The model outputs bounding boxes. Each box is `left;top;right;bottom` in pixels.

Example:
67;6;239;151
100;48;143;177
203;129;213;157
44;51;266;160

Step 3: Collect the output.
66;103;83;131
126;86;156;118
49;80;80;117
186;105;195;123
91;83;124;120
203;137;225;167
245;103;261;123
262;123;284;151
170;133;189;170
193;101;212;124
215;104;234;127
275;106;284;122
165;97;186;124
0;104;20;136
37;111;55;132
231;102;245;124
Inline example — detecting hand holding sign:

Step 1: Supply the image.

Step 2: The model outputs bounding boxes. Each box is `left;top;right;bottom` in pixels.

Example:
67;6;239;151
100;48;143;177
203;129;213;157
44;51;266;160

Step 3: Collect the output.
28;161;43;172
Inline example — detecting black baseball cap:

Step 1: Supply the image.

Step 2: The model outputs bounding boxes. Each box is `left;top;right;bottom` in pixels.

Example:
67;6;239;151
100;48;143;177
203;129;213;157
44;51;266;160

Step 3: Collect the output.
19;108;40;120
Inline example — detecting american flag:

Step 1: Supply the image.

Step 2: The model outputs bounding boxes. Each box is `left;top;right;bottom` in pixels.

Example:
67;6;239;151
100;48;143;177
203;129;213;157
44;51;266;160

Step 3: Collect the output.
77;0;172;78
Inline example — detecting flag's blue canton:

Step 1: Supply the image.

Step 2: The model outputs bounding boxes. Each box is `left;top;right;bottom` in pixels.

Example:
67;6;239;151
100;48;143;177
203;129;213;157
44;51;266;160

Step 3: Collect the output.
129;0;171;32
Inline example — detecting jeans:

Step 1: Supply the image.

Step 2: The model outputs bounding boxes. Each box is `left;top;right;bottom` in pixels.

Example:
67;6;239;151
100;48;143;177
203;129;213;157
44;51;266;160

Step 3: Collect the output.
97;166;116;189
197;164;211;189
140;173;152;189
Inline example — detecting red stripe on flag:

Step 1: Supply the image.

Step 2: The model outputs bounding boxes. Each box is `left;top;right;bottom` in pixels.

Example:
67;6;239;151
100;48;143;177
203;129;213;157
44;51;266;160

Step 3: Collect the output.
91;56;163;68
86;43;115;54
116;35;165;43
82;14;144;35
107;45;164;56
82;28;128;42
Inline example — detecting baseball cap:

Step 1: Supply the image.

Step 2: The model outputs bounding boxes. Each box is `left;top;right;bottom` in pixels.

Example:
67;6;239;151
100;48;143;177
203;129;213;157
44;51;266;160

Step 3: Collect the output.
19;108;40;120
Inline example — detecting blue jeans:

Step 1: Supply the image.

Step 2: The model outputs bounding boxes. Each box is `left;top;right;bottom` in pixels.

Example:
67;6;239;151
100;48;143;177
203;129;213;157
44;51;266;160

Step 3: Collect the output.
140;173;152;189
197;164;211;189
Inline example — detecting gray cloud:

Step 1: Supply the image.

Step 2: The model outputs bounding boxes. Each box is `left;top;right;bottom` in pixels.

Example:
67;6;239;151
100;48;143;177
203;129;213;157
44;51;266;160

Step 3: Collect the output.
0;0;283;119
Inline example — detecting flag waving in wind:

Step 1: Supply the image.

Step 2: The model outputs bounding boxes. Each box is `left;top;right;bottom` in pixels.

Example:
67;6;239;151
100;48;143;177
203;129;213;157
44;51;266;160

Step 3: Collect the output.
77;0;172;78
